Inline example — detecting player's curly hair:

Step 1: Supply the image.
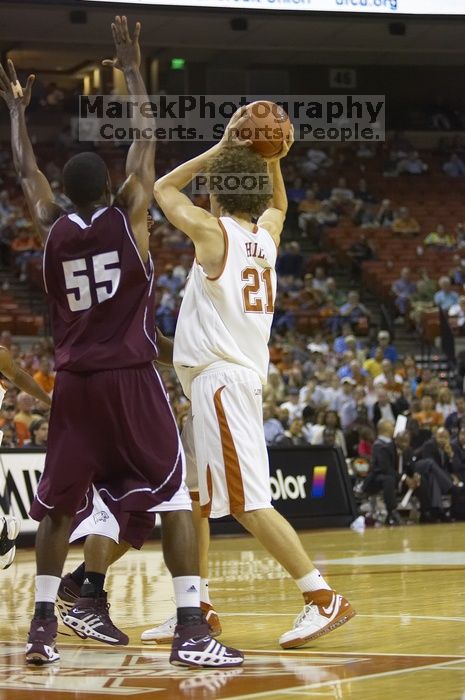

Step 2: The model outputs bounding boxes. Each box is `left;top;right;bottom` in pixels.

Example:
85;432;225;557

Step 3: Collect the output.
205;146;271;218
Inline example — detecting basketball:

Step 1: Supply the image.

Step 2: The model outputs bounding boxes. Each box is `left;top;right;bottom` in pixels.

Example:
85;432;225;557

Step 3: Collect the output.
239;100;291;158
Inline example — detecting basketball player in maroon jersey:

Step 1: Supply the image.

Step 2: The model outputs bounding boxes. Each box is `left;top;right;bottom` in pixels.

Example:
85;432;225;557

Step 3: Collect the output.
0;16;242;668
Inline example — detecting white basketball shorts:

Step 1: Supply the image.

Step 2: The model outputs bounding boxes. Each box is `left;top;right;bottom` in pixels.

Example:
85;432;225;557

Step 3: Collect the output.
190;363;273;519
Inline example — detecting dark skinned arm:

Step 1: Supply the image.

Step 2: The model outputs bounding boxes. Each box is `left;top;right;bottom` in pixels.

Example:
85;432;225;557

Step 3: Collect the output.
155;328;173;366
0;59;62;240
106;16;155;262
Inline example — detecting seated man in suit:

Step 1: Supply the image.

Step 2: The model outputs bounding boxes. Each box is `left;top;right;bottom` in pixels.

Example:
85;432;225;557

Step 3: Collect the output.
445;395;465;437
363;419;403;525
396;431;459;523
415;427;454;474
451;426;465;483
373;388;398;426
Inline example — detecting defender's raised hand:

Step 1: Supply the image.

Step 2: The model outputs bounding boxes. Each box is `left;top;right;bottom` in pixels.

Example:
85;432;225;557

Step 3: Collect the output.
0;59;35;111
102;15;141;72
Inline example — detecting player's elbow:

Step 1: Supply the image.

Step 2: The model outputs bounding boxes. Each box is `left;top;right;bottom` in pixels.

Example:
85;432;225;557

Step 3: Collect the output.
153;181;161;200
153;180;166;203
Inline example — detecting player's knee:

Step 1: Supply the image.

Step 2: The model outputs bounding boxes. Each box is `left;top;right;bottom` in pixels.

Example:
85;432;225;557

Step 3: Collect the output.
233;508;271;530
41;510;73;529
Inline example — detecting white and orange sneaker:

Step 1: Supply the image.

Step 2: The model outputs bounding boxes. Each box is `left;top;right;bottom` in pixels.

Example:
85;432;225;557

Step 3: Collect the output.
201;602;222;637
141;603;222;644
279;590;355;649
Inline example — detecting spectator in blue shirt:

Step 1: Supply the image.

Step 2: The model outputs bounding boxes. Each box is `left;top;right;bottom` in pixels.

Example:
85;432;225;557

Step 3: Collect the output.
376;330;398;364
333;291;371;334
333;323;356;355
443;154;465;178
434;276;459;312
392;267;417;317
263;402;285;446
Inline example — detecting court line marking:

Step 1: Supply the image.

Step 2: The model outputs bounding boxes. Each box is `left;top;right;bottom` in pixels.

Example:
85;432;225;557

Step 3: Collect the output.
220;612;465;622
239;649;465;658
4;640;464;659
216;658;465;700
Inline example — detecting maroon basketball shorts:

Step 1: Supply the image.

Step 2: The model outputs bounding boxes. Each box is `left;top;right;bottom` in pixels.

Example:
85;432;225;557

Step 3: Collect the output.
30;365;185;523
69;412;195;549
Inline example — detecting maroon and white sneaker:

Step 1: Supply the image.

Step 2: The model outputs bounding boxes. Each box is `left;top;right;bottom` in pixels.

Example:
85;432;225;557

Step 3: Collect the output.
26;616;60;665
62;594;129;645
170;622;243;668
56;573;80;623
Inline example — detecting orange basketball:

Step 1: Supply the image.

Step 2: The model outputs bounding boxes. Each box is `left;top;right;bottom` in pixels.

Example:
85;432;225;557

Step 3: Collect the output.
239;100;291;158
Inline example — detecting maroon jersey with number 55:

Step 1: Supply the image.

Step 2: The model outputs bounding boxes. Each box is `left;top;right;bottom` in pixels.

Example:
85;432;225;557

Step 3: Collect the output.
43;206;157;371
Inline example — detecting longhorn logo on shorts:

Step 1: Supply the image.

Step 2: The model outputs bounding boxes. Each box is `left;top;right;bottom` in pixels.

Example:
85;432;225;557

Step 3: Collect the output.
93;510;110;524
311;466;328;499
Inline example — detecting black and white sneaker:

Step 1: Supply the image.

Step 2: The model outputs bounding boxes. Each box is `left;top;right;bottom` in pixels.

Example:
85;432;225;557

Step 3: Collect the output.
63;594;129;645
0;515;20;570
170;622;244;668
26;616;60;664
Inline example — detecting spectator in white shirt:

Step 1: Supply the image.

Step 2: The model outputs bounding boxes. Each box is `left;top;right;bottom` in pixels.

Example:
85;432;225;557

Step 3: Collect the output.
332;377;356;415
449;295;465;328
302;147;332;175
311;410;347;456
331;177;354;203
301;405;317;444
312;266;328;295
310;370;338;409
280;388;303;422
373;360;404;391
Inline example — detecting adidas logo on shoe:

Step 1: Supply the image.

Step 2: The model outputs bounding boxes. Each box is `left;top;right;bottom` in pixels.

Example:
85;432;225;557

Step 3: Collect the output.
187;585;198;593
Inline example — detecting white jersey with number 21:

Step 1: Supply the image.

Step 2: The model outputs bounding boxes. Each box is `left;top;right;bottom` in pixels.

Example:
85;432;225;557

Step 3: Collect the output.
174;216;277;398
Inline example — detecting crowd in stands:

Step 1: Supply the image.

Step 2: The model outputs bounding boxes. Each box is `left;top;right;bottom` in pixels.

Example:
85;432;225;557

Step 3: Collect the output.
1;128;465;525
2;317;465;525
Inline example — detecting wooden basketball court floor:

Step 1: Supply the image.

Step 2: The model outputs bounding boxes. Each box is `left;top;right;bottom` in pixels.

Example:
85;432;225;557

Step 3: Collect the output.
1;523;465;700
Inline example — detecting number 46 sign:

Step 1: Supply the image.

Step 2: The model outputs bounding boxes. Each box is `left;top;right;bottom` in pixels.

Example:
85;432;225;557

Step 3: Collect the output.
329;68;357;89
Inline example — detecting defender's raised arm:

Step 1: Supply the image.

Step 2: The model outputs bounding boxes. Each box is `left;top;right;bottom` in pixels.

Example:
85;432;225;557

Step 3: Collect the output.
107;16;155;261
0;59;62;240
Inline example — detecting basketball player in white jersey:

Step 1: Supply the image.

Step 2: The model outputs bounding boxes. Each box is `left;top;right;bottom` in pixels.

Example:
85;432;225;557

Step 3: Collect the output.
0;345;52;569
153;112;355;649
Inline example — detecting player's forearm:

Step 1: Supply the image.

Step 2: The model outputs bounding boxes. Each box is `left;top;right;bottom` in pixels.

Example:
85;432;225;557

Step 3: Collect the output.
155;329;174;366
10;104;40;179
123;66;155;180
268;161;287;214
155;144;221;194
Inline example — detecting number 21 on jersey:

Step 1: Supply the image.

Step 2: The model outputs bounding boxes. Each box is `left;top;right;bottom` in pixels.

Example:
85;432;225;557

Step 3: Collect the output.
242;266;274;314
63;251;121;312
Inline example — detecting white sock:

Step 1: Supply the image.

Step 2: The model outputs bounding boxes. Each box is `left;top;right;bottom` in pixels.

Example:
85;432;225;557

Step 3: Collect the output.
200;578;211;605
173;576;200;609
296;569;331;593
35;575;61;604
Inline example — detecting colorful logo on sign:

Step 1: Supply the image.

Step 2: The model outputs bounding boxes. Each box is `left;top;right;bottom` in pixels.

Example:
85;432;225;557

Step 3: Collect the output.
311;466;328;498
